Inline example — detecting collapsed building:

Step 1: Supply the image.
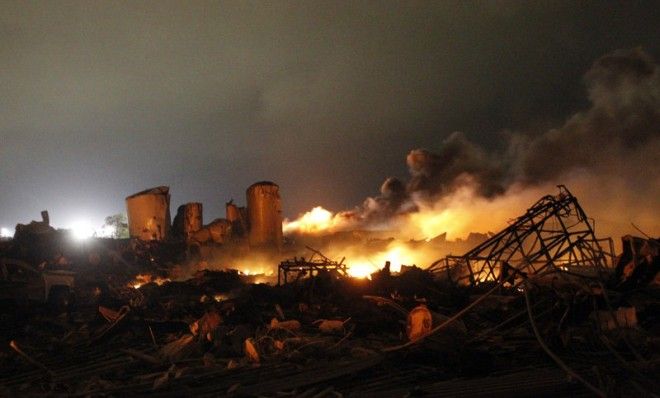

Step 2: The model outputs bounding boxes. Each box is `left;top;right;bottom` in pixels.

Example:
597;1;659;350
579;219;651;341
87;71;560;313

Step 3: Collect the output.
0;186;658;397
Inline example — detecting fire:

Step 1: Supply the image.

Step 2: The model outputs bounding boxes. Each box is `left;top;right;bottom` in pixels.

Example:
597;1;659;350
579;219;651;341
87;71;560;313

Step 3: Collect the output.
129;273;171;289
237;268;274;284
229;185;571;282
238;268;273;276
282;187;513;279
213;294;228;302
347;263;376;279
344;243;421;278
286;185;552;242
283;206;337;234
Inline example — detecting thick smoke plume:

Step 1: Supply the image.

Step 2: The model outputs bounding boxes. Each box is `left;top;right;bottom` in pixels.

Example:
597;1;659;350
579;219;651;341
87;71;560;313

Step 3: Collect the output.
519;47;659;184
285;48;660;239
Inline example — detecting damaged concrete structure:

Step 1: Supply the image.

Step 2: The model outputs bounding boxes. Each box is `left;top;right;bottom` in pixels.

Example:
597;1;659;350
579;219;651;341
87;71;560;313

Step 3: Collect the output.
124;182;283;251
226;200;248;238
247;181;283;250
172;202;203;241
205;218;232;244
125;186;171;241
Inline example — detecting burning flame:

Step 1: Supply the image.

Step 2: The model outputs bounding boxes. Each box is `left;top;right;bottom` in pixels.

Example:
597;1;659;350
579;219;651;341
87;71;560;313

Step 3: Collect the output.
129;273;171;289
283;185;549;241
228;257;276;281
282;185;547;279
345;243;419;278
346;263;376;279
237;268;274;284
238;268;273;276
283;206;337;234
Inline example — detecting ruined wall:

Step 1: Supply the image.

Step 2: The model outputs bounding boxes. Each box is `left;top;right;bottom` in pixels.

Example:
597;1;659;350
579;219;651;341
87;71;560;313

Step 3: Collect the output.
125;186;171;241
173;202;203;240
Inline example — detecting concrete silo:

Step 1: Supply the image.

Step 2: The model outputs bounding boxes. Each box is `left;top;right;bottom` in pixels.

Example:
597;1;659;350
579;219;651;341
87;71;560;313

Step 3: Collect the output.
125;186;171;241
246;181;282;250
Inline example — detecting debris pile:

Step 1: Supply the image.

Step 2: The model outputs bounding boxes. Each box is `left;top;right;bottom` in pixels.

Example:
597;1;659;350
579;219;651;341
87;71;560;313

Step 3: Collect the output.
0;188;658;397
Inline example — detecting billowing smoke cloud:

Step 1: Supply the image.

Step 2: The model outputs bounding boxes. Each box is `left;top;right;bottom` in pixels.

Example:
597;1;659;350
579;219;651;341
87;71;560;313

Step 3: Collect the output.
519;47;660;184
357;133;507;224
360;177;410;222
406;133;507;198
288;48;660;238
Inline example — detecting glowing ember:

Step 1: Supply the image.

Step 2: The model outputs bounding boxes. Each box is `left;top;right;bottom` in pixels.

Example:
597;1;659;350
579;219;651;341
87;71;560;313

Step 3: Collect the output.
213;294;228;302
129;273;171;289
239;269;257;276
238;268;273;276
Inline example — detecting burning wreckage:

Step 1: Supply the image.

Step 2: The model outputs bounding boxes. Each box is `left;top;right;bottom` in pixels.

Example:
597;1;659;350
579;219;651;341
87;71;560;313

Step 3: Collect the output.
0;184;658;397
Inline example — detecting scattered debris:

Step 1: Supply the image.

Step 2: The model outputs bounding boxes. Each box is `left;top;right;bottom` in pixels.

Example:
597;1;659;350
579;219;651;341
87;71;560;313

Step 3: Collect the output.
406;304;432;341
614;235;659;290
595;307;638;330
314;318;349;334
244;338;260;364
0;187;658;396
269;318;301;331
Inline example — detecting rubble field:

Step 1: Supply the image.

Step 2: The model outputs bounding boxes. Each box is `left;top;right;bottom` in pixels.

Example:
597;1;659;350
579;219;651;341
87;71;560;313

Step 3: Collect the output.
0;188;658;397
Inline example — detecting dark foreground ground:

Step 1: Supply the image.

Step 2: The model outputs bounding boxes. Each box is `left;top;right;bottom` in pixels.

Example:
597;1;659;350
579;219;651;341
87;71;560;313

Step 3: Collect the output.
0;249;658;397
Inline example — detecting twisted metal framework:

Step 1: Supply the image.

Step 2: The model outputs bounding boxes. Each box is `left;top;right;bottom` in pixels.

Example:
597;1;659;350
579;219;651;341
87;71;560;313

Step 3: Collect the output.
430;186;614;286
277;246;348;285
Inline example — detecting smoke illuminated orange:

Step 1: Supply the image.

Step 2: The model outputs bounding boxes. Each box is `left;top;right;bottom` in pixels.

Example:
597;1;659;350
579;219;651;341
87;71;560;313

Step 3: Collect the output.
282;184;560;279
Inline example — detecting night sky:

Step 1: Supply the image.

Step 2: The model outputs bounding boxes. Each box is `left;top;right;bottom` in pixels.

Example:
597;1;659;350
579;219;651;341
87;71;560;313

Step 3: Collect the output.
1;1;658;232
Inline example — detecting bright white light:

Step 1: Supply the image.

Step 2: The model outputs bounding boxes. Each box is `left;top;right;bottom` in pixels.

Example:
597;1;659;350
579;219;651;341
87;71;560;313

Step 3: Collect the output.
70;220;95;240
0;227;13;238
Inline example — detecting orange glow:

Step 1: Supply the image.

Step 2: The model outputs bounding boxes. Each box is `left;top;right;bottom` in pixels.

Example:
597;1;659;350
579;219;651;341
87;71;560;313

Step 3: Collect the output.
346;263;375;279
284;184;553;242
342;242;422;278
238;268;273;276
129;273;171;289
213;294;229;302
233;263;276;284
235;182;631;283
227;255;278;278
283;206;336;234
401;185;520;240
282;187;499;240
282;185;545;279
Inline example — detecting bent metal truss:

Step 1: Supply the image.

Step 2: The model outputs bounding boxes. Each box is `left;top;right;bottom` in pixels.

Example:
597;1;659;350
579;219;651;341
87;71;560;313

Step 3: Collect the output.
430;186;614;286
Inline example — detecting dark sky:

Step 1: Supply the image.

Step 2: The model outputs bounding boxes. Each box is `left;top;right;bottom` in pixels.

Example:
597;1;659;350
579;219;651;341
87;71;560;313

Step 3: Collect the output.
1;1;658;230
